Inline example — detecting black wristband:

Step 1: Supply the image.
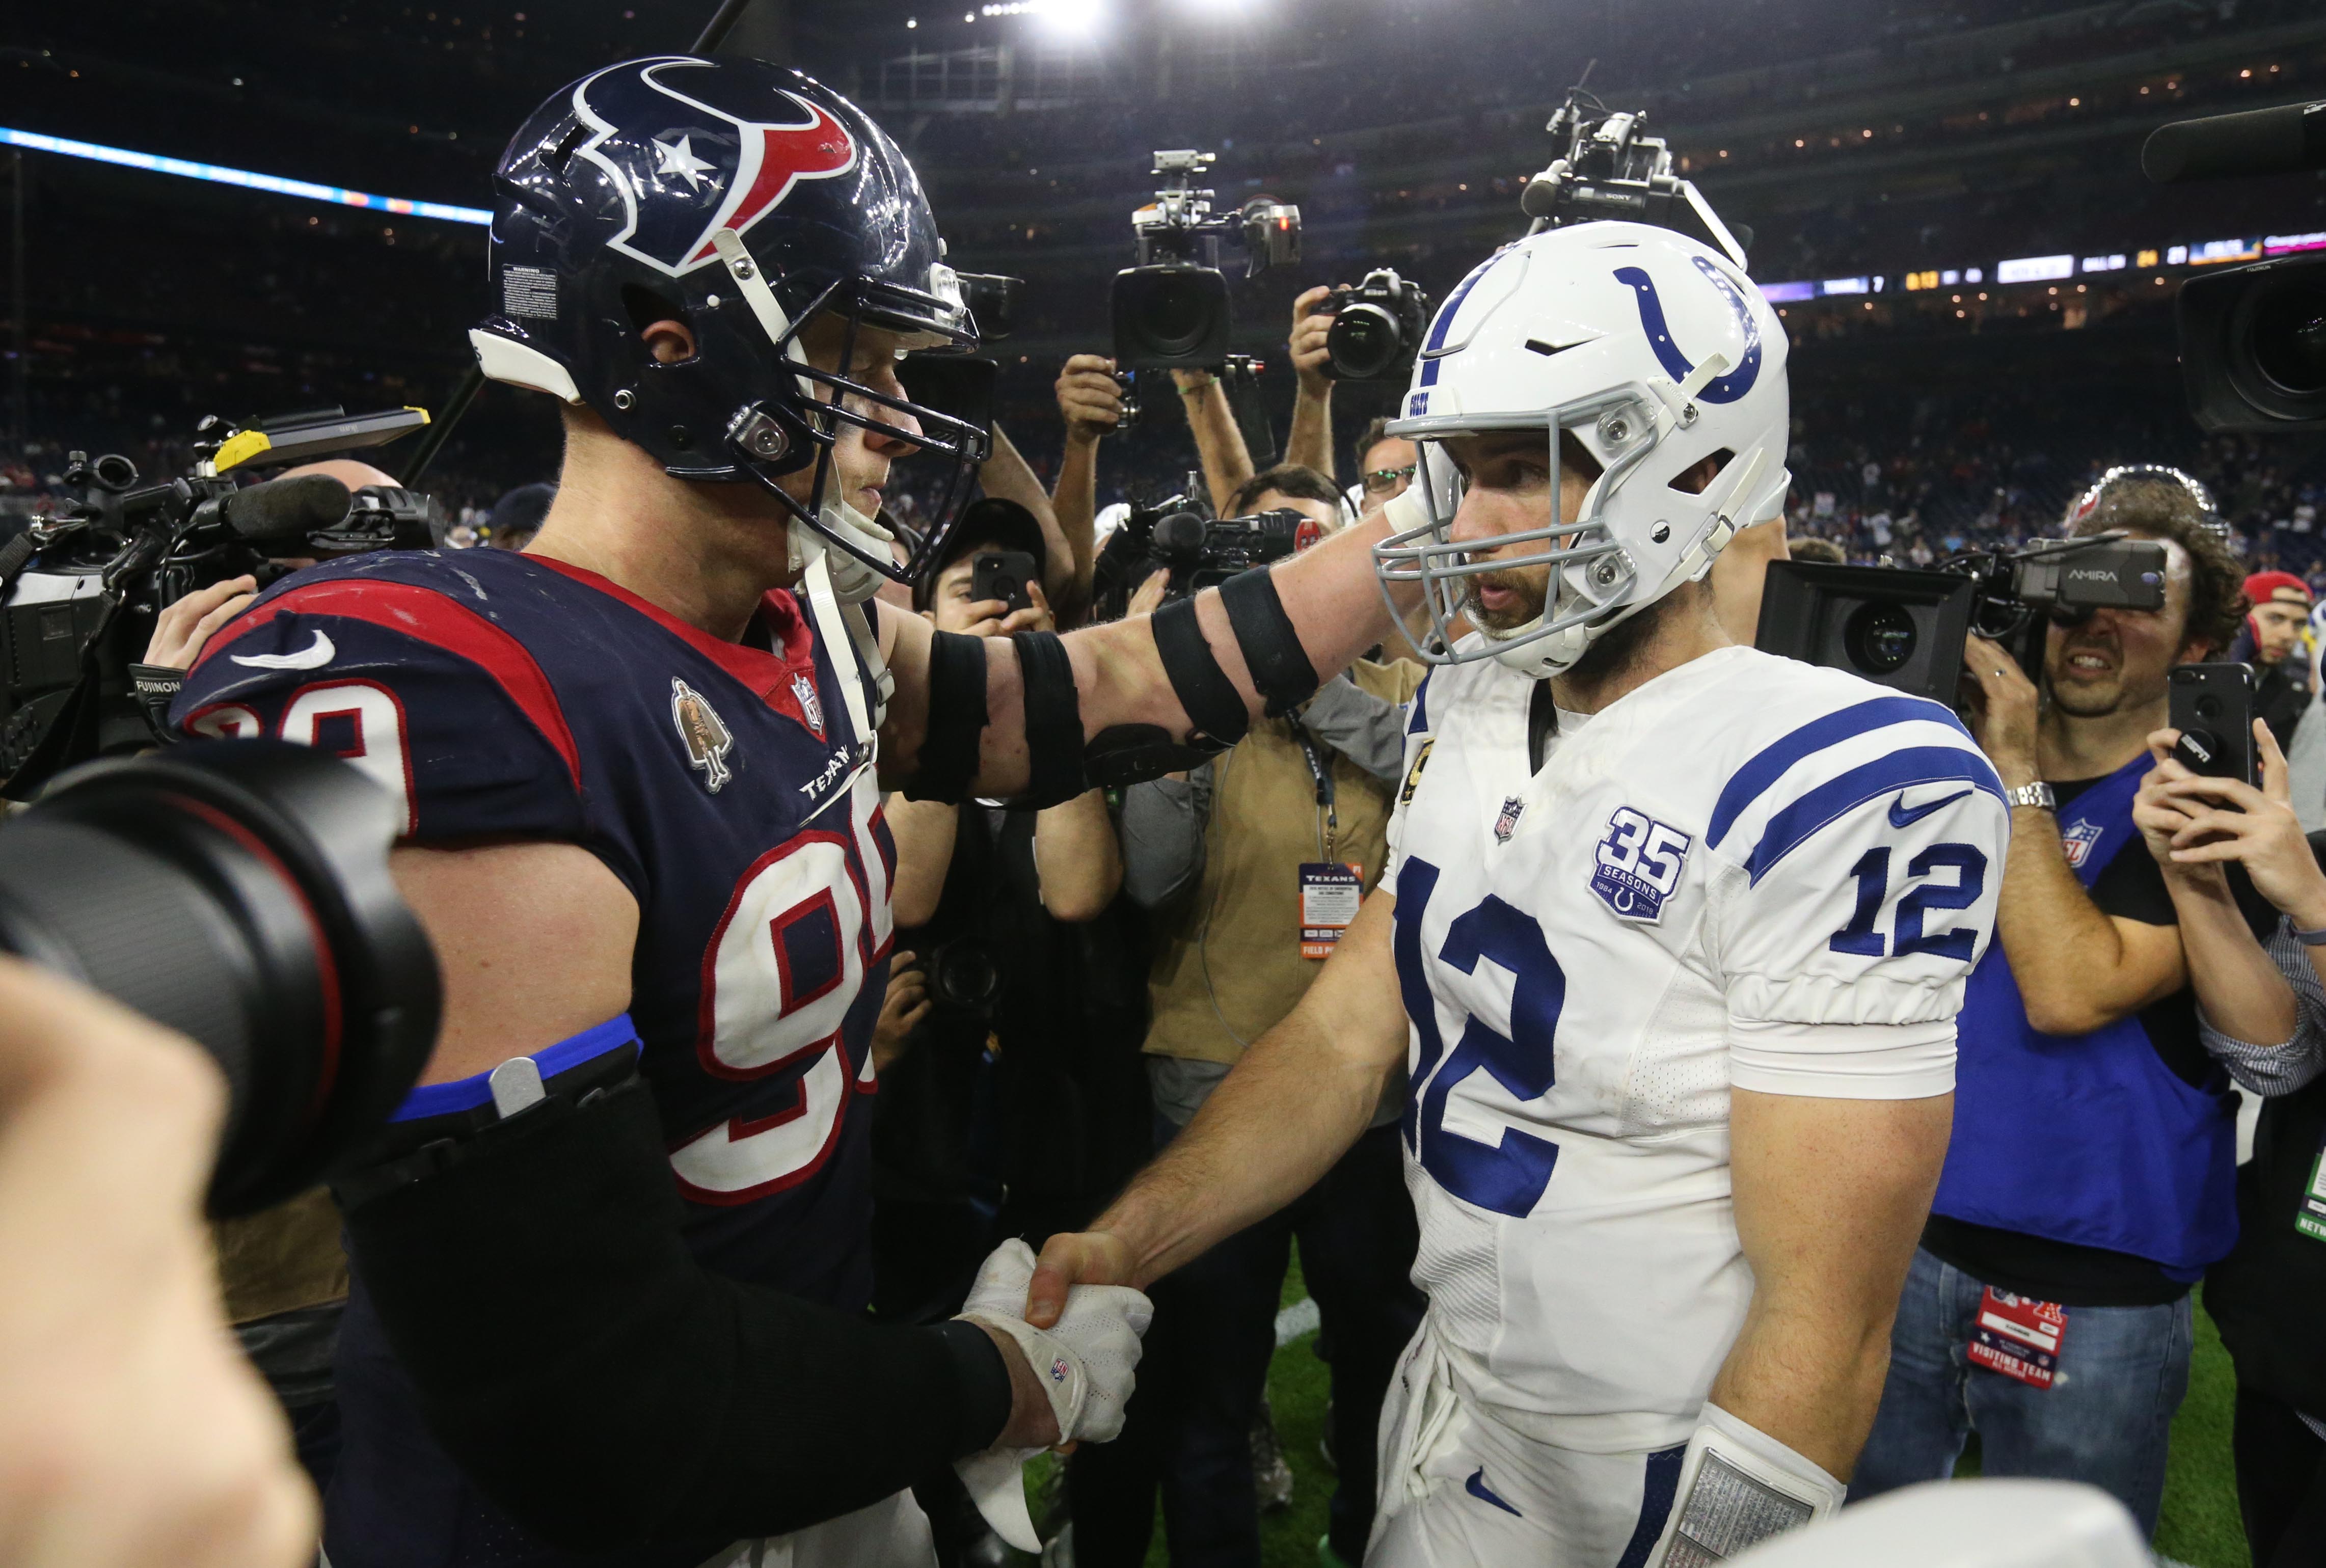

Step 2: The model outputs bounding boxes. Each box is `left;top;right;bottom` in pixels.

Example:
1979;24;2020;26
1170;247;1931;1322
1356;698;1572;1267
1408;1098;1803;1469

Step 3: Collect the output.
1219;566;1320;717
1152;594;1250;746
1011;629;1088;807
931;1318;1015;1455
907;630;989;803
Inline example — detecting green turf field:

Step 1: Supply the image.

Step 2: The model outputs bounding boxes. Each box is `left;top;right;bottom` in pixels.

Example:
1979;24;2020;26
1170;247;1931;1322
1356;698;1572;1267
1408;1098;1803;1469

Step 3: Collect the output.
1029;1257;2256;1567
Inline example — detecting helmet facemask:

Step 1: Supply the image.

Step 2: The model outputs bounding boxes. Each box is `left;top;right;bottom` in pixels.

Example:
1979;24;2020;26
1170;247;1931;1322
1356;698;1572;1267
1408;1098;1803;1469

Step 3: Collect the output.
1376;383;1696;679
712;244;991;589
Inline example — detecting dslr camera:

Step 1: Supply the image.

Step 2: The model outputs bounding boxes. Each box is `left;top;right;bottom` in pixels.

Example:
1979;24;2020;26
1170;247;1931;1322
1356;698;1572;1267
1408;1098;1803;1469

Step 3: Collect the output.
0;407;433;789
1112;150;1301;371
1091;479;1316;619
1316;268;1434;382
1756;534;2168;705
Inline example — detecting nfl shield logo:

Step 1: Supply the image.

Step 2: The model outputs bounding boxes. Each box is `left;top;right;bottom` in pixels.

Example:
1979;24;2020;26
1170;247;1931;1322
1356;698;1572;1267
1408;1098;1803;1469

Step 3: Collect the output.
791;671;825;740
1494;796;1526;843
2061;818;2105;869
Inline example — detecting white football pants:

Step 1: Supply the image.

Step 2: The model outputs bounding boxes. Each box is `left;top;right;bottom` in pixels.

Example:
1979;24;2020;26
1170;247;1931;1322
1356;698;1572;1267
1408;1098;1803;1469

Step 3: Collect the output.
1368;1326;1686;1568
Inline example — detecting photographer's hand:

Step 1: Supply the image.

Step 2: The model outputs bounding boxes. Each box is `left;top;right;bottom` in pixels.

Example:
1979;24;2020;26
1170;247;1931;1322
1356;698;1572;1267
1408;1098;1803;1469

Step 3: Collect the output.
0;957;315;1568
871;953;929;1074
1285;285;1339;478
1125;569;1171;621
2132;733;2219;886
1961;633;2040;790
2155;720;2326;930
144;575;258;670
1056;356;1125;447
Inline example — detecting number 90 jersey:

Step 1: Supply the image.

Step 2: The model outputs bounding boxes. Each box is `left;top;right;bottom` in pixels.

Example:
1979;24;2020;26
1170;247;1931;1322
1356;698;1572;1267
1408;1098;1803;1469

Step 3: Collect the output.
1383;643;2008;1450
173;548;895;1308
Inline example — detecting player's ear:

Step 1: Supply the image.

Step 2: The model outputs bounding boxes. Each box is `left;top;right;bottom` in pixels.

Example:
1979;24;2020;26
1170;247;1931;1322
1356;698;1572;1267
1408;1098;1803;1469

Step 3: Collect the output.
640;319;697;365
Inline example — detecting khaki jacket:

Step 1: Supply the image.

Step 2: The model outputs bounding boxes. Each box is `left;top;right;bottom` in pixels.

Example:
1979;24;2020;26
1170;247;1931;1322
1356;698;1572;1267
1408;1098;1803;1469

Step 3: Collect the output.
1144;657;1424;1066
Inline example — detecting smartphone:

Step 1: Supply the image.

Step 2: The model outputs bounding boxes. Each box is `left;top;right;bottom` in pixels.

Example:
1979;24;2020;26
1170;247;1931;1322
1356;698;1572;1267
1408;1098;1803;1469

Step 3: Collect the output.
2168;662;2259;787
970;550;1037;616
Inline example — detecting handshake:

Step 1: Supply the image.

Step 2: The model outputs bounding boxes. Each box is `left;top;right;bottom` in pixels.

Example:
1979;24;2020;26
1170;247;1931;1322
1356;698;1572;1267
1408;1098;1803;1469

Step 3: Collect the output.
952;1239;1154;1550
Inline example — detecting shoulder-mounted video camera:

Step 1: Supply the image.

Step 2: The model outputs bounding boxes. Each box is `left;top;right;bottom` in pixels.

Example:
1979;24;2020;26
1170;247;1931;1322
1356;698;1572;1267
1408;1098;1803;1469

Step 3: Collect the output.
0;405;435;793
1112;150;1302;371
1091;475;1317;620
1522;89;1751;266
1755;534;2169;706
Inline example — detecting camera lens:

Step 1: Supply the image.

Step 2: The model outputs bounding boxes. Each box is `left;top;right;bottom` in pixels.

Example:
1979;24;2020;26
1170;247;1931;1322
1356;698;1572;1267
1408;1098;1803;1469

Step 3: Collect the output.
0;742;439;1215
2250;277;2326;400
2195;694;2222;720
1328;303;1404;381
1843;601;1918;674
1140;274;1215;358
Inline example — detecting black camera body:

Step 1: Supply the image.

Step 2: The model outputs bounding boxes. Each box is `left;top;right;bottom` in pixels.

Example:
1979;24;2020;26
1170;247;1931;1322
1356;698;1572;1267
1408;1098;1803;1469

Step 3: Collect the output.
2177;252;2326;434
1319;268;1434;382
1112;150;1301;370
1756;535;2169;704
0;408;432;790
1091;484;1312;619
1520;92;1751;265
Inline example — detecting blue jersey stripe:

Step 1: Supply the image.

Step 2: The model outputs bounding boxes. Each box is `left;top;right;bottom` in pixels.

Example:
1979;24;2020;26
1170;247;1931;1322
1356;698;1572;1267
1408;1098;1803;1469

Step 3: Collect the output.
1709;695;1973;848
1408;672;1431;734
390;1014;640;1121
1744;746;2004;884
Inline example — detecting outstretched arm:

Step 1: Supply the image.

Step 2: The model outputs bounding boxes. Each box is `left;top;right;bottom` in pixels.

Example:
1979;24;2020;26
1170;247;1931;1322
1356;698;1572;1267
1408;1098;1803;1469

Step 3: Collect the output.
1176;370;1255;516
877;496;1415;798
1025;889;1410;1322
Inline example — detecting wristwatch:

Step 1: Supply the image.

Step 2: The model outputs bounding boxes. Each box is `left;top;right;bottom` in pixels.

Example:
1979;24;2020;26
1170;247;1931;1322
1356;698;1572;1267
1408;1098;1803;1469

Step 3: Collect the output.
2005;781;2057;811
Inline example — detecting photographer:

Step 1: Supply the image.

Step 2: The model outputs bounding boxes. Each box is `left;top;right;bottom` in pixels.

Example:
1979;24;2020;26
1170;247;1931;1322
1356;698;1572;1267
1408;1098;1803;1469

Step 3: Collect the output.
2133;722;2326;1568
0;956;315;1568
877;499;1139;1318
1850;476;2261;1532
1084;464;1421;1568
1285;286;1342;482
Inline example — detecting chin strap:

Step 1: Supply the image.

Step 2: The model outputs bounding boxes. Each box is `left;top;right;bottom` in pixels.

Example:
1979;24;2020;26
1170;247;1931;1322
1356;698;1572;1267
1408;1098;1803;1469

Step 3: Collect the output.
797;548;891;753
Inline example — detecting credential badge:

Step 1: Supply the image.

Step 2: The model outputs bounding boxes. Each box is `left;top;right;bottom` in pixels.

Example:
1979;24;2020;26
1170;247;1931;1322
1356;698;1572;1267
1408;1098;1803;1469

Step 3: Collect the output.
791;671;826;740
1590;805;1692;924
671;678;736;793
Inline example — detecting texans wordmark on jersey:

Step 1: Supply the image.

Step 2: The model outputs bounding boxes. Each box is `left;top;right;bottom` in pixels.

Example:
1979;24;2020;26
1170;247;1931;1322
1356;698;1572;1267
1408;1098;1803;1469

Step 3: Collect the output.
1383;643;2009;1451
175;547;895;1305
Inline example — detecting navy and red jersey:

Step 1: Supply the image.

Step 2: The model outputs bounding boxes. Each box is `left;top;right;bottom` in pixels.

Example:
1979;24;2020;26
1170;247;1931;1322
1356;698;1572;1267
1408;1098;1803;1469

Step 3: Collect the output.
175;546;897;1307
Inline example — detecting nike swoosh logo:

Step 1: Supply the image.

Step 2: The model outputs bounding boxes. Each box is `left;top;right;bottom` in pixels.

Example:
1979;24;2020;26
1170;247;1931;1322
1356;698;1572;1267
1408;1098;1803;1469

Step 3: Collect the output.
231;630;335;671
1888;788;1972;829
1465;1468;1522;1517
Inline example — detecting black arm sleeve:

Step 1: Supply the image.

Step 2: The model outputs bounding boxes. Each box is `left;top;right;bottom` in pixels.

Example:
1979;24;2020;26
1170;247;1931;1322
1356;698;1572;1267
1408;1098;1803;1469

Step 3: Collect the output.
338;1078;1012;1548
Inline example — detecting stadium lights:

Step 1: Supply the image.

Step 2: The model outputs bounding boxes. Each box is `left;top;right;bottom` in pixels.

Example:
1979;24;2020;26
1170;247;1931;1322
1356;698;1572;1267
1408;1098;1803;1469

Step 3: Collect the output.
0;125;490;226
979;0;1103;31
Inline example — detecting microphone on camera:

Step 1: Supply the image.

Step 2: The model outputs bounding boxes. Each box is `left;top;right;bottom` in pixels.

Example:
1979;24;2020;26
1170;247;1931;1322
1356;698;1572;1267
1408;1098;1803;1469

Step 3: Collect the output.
223;474;354;544
2141;100;2326;184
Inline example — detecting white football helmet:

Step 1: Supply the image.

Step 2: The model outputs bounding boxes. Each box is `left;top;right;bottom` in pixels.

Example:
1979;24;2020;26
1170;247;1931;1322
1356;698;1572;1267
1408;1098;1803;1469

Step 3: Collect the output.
1374;220;1792;678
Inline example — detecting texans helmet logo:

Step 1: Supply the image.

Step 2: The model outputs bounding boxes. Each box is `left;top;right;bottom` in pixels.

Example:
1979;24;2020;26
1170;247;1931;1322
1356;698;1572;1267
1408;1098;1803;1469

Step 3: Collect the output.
571;58;859;278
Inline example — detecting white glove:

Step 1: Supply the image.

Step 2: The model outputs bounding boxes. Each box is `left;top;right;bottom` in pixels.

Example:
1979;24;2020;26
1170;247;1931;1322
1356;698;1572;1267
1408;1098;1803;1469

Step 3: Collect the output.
951;1239;1153;1552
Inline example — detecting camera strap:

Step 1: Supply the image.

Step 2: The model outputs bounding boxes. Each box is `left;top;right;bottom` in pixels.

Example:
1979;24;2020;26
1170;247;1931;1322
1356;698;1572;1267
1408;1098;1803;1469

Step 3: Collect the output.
0;531;37;596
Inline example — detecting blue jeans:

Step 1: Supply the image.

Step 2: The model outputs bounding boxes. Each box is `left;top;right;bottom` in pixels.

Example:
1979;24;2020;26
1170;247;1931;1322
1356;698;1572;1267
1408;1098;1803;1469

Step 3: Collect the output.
1849;1246;2192;1535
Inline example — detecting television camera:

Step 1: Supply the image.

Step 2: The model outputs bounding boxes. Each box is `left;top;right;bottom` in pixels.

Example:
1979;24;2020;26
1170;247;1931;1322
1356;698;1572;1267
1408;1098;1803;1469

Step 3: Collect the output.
0;405;434;793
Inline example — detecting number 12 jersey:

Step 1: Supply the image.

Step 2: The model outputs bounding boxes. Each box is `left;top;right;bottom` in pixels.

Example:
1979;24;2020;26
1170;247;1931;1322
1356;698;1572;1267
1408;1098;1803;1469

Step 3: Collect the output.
1382;643;2009;1452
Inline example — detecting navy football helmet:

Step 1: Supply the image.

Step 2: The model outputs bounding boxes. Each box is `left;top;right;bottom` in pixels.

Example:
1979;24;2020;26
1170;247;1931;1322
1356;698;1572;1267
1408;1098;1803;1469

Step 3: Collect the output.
473;56;988;586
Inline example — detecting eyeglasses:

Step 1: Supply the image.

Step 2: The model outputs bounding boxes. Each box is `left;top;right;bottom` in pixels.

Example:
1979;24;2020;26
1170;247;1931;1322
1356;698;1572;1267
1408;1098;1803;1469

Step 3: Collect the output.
1362;464;1418;495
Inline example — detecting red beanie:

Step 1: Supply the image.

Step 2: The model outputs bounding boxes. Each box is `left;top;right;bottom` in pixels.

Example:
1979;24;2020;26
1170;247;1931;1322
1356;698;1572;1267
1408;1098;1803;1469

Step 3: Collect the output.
2244;571;2314;608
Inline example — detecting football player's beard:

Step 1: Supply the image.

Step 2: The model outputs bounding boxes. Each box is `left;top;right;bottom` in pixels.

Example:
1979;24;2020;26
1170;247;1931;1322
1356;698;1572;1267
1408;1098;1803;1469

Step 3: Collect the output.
1465;566;1551;633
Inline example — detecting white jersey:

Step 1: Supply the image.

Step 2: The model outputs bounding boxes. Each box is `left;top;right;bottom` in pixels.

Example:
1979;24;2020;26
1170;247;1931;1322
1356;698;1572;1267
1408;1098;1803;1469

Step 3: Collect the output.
1382;643;2009;1452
